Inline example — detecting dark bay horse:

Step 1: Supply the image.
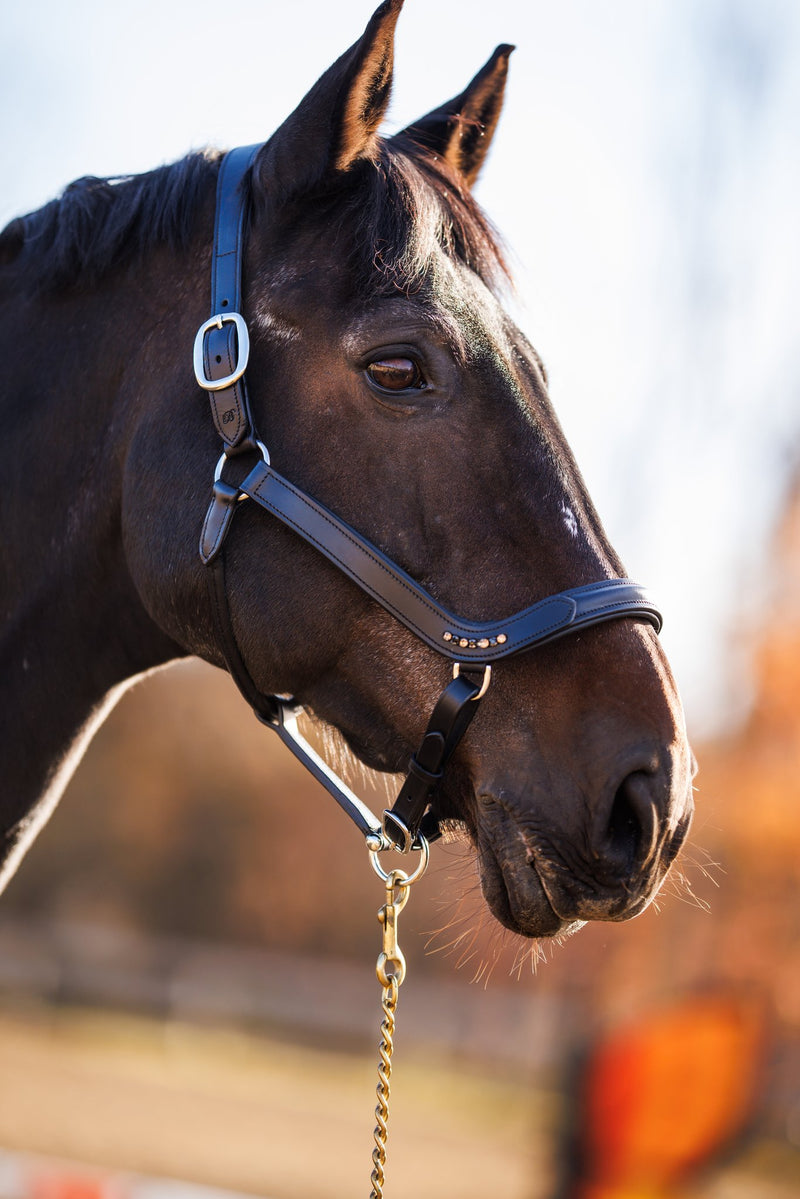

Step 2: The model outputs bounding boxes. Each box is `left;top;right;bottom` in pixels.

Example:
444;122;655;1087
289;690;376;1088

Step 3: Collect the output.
0;0;693;940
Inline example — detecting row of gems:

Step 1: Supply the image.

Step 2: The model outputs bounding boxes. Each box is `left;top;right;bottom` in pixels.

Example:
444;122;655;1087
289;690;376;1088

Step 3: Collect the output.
442;631;508;650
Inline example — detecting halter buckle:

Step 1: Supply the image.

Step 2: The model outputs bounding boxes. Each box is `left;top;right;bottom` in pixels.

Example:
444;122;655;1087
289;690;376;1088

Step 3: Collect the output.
193;312;251;391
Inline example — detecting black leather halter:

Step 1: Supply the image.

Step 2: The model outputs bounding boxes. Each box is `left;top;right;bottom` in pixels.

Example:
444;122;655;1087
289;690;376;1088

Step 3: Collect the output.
195;146;663;852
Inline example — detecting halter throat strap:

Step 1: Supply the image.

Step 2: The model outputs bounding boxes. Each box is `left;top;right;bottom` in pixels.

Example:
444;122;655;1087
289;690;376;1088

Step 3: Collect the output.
195;147;664;852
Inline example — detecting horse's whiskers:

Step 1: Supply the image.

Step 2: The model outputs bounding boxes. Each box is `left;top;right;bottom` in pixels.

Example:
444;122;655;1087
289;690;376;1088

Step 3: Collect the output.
510;939;547;980
422;858;554;987
656;842;721;913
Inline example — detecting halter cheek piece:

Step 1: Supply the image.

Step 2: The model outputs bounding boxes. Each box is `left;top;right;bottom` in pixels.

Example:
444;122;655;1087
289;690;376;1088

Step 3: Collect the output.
195;146;663;854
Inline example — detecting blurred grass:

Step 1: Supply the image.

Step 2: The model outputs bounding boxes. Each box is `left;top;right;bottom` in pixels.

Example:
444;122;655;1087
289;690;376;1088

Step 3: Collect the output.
0;1000;798;1199
0;1001;556;1199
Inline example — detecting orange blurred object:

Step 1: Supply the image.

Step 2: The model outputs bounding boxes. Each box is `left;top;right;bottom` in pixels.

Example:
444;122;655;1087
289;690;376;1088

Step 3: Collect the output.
29;1171;123;1199
569;993;766;1197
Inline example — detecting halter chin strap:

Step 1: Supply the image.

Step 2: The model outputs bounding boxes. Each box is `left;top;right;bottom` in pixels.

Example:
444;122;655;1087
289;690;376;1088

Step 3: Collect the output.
194;147;664;853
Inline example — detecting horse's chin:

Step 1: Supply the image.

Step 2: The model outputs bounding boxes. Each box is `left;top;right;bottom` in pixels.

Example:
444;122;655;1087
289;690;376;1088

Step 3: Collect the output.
476;814;586;939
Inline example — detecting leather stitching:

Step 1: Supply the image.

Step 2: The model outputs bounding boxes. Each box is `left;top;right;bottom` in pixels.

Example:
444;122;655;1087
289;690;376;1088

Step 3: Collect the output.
249;470;658;655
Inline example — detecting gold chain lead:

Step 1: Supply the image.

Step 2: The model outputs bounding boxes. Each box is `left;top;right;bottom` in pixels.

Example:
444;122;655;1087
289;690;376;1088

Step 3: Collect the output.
370;972;398;1198
367;840;429;1199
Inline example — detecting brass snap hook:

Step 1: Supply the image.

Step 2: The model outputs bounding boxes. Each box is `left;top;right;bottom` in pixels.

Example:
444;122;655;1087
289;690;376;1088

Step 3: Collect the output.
375;870;411;987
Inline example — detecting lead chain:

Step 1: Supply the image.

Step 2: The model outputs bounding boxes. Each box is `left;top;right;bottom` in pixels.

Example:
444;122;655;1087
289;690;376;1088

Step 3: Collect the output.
367;840;429;1198
370;969;399;1198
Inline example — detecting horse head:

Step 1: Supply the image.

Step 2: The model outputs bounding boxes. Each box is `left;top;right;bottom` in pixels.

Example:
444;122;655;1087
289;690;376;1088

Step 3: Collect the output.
7;1;692;937
149;0;690;938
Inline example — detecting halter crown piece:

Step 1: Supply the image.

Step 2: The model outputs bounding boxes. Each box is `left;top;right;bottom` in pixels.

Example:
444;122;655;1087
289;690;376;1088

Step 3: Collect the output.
194;146;663;854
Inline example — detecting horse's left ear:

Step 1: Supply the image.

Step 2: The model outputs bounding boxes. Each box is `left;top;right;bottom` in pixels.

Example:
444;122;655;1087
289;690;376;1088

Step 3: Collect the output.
253;0;402;204
394;44;514;187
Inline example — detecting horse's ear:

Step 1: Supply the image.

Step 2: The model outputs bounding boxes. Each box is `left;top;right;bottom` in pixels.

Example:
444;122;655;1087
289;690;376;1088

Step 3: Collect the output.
253;0;402;203
394;44;514;187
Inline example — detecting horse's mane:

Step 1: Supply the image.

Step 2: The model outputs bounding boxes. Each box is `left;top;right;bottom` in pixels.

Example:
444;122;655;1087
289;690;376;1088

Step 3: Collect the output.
0;152;220;292
0;140;507;296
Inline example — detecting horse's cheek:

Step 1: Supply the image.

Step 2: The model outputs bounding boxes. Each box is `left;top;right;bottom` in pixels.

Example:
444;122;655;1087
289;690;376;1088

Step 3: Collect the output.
119;429;213;659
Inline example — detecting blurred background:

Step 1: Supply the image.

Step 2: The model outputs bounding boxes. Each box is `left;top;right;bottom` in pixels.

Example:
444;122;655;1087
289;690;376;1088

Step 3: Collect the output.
1;1;799;1196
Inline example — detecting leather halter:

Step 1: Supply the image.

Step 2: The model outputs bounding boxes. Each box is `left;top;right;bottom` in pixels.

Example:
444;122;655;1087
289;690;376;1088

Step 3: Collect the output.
195;146;663;853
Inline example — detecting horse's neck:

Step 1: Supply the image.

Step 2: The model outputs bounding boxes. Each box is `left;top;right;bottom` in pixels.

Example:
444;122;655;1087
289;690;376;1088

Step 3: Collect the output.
0;546;178;891
0;675;141;895
0;269;185;888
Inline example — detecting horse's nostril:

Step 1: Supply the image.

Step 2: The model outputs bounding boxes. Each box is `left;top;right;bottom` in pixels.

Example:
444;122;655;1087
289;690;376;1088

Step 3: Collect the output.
606;784;641;873
603;771;659;877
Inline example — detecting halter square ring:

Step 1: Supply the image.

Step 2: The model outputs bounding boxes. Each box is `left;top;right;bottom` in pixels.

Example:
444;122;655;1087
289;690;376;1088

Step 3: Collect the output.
193;312;250;391
452;662;492;700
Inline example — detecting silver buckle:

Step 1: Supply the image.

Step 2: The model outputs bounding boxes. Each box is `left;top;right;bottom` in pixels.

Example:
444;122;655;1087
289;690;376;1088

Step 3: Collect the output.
193;312;250;391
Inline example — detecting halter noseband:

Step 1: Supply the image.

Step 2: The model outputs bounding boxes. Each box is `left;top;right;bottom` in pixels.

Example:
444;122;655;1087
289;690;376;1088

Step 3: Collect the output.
194;146;662;853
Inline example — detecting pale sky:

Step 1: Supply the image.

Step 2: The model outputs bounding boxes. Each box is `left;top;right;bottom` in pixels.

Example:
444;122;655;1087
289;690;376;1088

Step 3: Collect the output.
3;0;798;736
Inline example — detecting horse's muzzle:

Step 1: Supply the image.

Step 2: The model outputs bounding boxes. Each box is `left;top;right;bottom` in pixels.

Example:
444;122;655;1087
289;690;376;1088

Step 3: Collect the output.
474;764;693;938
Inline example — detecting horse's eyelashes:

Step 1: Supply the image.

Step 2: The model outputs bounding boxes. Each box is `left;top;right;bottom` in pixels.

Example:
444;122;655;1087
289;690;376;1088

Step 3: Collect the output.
365;356;426;394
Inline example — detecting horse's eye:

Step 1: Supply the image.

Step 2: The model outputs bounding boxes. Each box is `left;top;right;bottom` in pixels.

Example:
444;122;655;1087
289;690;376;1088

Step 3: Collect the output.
366;357;425;392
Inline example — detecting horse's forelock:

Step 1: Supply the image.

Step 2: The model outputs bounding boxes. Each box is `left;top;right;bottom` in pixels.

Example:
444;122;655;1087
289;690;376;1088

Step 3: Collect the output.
309;142;510;302
376;145;508;295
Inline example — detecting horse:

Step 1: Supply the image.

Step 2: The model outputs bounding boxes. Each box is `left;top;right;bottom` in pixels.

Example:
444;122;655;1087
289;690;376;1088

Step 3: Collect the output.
0;0;693;941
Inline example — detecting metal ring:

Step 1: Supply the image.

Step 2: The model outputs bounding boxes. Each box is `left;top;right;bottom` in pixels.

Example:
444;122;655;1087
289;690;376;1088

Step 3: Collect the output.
369;833;430;885
453;662;492;700
214;440;270;501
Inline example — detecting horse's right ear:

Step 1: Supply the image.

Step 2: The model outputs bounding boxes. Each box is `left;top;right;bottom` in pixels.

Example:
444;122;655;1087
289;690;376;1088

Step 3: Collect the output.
252;0;402;204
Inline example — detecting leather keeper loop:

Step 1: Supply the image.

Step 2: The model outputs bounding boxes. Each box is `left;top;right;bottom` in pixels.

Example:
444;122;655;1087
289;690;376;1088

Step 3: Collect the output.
413;729;447;771
407;755;444;787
